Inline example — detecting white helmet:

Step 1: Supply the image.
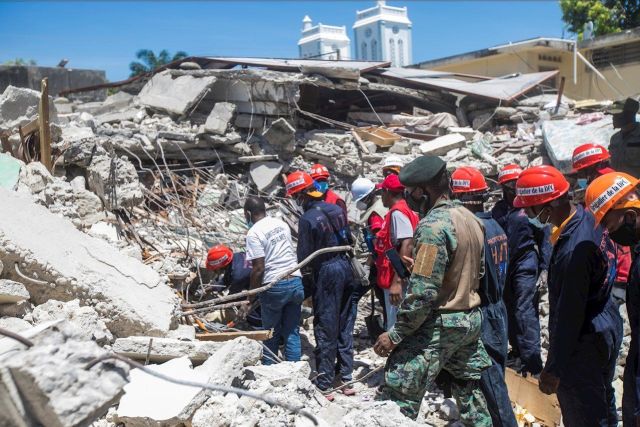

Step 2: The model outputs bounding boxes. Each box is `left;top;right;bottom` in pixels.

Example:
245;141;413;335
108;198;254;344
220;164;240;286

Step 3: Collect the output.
351;177;376;202
382;156;403;169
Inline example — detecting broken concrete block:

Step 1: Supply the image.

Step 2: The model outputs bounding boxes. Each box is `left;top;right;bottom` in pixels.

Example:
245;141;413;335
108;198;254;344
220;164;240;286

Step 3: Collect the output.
419;133;466;156
167;324;196;341
204;102;236;135
250;161;283;192
0;188;179;337
112;336;223;364
95;109;138;125
1;321;129;427
243;361;310;387
16;161;53;195
28;299;113;345
0;301;32;318
0;317;31;333
0;85;58;129
138;70;217;116
388;140;411;155
0;280;29;303
364;140;377;154
447;126;477;141
262;118;296;149
61;125;95;143
87;152;143;210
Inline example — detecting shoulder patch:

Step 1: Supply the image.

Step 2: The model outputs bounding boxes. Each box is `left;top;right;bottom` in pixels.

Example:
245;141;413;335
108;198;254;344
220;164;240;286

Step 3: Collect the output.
414;244;438;278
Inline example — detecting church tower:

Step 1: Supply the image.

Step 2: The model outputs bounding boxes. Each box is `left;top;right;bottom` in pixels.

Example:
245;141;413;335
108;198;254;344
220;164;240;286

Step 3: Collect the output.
352;1;412;66
298;15;351;60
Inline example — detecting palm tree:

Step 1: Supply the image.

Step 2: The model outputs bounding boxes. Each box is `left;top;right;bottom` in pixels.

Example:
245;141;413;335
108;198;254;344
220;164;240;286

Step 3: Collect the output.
129;49;189;77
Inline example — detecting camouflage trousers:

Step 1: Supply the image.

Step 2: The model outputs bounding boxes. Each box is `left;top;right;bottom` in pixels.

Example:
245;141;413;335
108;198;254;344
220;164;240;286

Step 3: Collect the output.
377;308;492;425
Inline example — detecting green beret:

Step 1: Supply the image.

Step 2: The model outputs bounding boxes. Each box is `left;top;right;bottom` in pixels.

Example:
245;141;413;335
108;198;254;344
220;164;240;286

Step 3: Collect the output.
399;155;446;187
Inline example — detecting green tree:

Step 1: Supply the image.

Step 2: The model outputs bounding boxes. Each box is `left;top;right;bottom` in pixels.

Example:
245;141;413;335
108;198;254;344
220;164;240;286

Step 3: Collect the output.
560;0;640;38
3;58;37;66
129;49;188;77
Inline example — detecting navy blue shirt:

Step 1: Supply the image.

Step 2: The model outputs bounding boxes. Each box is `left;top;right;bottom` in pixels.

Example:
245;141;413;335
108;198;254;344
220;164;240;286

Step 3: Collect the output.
223;252;252;295
627;246;640;413
297;200;351;271
546;204;618;377
476;212;509;306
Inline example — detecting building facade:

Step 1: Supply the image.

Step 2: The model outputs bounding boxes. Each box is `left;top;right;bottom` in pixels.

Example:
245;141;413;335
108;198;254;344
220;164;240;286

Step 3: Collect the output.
352;1;412;66
298;16;351;60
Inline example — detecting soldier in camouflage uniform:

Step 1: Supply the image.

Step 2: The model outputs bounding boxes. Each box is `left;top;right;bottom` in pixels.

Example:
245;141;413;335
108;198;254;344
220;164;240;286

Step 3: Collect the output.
374;155;492;425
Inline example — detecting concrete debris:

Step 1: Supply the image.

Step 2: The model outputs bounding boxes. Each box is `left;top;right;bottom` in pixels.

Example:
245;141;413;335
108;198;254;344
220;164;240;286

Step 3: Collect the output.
0;85;58;130
250;161;284;191
419;133;466;156
0;188;179;337
87;151;143;210
0;279;30;303
112;336;222;364
262;117;296;151
204;102;236;135
138;70;217;116
0;317;32;333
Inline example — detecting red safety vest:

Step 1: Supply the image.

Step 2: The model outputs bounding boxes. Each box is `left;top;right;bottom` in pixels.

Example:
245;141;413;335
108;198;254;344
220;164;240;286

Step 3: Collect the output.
325;189;342;205
374;199;419;289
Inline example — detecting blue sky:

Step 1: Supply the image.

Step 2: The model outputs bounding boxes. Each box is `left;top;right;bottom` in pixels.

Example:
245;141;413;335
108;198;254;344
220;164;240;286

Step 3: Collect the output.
0;1;567;82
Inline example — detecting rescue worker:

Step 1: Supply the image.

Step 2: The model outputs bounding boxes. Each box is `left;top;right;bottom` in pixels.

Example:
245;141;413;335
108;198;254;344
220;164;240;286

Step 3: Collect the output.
514;165;622;427
584;172;640;427
309;163;347;213
610;97;640;178
374;155;492;424
374;173;419;329
287;171;357;398
381;156;404;177
352;177;389;332
491;163;546;376
450;166;517;427
243;196;303;365
571;142;631;305
205;244;261;327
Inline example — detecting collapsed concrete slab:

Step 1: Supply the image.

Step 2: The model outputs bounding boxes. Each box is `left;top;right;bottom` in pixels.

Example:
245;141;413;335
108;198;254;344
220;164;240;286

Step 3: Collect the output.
112;336;223;364
204;102;236;135
0;280;29;303
87;152;144;210
138;70;217;116
419;133;466;156
0;321;129;427
0;188;179;337
262;118;296;151
249;161;283;192
0;85;58;130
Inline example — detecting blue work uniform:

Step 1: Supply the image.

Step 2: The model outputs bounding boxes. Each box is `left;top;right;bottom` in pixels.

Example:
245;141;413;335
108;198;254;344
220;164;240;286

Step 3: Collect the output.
223;252;261;327
476;212;518;427
491;199;545;375
297;200;356;391
546;205;622;427
623;245;640;426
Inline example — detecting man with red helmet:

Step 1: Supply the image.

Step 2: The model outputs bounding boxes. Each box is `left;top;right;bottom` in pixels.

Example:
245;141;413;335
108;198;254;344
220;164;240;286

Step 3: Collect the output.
374;174;419;329
491;164;549;377
450;167;517;427
585;171;640;426
287;170;357;398
243;196;303;365
515;165;622;427
572;142;631;306
309;163;347;213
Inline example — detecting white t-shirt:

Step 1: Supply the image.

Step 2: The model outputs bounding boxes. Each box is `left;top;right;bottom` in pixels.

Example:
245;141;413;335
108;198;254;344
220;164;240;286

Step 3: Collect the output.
391;210;414;247
245;216;301;284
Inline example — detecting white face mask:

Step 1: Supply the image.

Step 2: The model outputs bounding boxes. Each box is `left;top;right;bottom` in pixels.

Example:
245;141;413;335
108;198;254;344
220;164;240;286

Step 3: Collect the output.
356;200;369;211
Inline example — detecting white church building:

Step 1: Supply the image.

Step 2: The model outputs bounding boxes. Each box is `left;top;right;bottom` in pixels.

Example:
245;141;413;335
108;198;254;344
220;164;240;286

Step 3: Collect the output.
298;1;412;67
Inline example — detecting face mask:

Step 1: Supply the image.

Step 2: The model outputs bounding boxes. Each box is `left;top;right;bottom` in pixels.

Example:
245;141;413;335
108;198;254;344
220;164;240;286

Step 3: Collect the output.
245;214;254;229
609;213;639;246
356;200;369;211
315;181;329;194
405;188;430;216
528;206;550;226
576;179;588;190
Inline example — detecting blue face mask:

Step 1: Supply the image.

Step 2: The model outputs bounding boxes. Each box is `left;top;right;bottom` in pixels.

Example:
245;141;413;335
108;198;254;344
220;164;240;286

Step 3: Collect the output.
576;178;588;190
245;214;254;229
315;181;329;194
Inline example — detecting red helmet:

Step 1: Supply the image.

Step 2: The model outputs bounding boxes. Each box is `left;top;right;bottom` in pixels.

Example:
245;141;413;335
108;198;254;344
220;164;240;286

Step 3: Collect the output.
498;164;523;185
206;244;233;271
286;171;321;197
309;164;330;181
571;143;610;173
451;167;488;194
513;165;570;208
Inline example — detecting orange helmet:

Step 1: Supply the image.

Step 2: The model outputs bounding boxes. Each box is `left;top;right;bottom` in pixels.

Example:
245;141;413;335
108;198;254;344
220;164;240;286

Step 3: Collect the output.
585;172;639;224
513;165;570;208
286;171;322;197
206;244;233;271
309;164;330;181
451;167;488;194
498;164;523;185
572;143;610;173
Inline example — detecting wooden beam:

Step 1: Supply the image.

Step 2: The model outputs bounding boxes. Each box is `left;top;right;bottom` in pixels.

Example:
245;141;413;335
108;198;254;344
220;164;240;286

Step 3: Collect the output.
196;329;274;342
505;368;562;426
38;78;52;171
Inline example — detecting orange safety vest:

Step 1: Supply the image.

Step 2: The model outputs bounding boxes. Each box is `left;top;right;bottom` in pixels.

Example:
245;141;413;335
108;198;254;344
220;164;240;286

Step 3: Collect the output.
374;199;419;289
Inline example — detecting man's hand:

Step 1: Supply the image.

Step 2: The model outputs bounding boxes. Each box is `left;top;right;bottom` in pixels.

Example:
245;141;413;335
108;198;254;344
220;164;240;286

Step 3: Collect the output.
373;332;397;357
402;256;414;272
538;370;559;395
389;276;403;306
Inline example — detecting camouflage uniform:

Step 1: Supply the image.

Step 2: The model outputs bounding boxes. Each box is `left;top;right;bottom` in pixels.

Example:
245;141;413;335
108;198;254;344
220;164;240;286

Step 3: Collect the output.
377;199;492;424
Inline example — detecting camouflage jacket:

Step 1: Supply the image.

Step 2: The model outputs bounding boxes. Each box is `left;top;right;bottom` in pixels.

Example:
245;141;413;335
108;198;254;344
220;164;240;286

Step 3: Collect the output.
388;198;484;344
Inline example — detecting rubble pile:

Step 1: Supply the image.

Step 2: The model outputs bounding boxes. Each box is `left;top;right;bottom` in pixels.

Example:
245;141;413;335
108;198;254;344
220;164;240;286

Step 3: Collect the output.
0;59;629;425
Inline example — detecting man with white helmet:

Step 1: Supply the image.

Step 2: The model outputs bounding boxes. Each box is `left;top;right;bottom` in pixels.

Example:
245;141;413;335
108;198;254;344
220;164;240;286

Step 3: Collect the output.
382;156;404;178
